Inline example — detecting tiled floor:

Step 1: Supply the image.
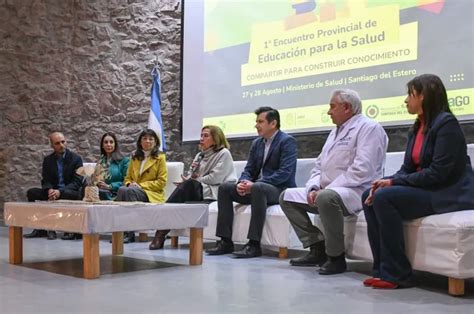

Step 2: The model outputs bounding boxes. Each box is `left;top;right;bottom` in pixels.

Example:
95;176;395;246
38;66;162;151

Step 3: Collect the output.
0;226;472;313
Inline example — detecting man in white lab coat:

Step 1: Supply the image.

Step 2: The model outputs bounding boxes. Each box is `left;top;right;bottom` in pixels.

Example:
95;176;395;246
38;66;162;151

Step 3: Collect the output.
279;89;388;275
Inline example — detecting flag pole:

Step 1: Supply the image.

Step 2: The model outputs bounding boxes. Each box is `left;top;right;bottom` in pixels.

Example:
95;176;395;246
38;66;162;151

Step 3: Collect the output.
148;66;167;152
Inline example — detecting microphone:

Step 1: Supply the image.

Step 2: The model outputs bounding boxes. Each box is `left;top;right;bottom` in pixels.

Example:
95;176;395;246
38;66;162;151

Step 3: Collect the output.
188;152;205;177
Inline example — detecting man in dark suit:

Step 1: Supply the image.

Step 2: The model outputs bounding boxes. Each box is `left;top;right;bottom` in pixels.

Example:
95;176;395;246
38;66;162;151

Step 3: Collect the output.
24;131;84;240
206;107;297;258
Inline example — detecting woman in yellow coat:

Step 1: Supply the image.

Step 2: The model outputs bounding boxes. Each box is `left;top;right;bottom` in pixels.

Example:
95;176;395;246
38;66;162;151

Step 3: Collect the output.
116;129;168;242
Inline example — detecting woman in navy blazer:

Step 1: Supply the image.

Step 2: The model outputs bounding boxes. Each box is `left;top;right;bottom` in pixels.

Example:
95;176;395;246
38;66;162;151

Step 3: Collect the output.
361;74;474;289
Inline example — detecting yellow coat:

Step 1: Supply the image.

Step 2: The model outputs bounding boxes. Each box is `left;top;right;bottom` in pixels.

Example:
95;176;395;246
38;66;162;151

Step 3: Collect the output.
124;153;167;203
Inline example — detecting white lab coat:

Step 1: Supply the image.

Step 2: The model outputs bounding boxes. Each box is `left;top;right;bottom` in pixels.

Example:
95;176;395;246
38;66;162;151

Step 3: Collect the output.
284;114;388;214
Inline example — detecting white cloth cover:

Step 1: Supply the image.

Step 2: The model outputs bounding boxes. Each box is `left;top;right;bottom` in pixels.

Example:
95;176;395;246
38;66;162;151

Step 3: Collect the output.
171;159;318;248
5;201;208;234
343;210;474;279
176;144;474;280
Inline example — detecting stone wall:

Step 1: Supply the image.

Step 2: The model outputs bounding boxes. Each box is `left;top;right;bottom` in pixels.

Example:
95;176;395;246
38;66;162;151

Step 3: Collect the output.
0;0;191;210
0;0;473;214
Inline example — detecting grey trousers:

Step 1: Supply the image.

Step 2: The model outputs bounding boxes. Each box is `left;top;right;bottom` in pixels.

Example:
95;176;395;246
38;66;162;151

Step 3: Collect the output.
216;181;282;242
116;186;149;202
279;189;350;257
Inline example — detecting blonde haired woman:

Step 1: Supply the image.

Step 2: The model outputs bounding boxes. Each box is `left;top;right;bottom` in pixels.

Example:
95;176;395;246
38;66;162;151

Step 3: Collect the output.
149;125;236;249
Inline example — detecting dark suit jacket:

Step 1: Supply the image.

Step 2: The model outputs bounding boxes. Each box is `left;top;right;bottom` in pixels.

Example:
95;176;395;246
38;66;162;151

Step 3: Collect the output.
240;130;297;189
390;112;474;213
41;149;84;194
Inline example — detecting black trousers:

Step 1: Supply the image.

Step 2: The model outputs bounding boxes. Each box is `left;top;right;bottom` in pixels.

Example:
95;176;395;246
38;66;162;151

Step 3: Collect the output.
27;187;82;202
167;179;204;203
155;179;210;236
216;181;282;242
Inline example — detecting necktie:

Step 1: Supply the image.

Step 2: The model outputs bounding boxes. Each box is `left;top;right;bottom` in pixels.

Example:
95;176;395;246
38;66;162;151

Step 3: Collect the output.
57;156;65;189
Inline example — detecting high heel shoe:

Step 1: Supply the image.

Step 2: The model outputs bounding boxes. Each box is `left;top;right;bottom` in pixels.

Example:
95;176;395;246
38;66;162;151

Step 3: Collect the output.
371;279;399;289
149;230;169;250
363;277;381;287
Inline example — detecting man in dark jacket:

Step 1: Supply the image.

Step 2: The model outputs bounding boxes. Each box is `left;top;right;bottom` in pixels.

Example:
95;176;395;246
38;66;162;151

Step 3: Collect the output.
24;132;83;240
206;107;297;258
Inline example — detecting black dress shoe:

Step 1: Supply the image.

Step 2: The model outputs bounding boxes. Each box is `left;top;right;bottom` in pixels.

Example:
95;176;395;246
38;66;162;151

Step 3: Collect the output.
290;241;327;267
24;229;47;238
206;240;234;255
62;233;82;240
123;231;135;244
47;231;57;240
318;253;347;275
232;243;262;258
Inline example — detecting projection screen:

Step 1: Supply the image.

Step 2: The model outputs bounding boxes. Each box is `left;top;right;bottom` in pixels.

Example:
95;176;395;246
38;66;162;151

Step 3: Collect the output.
182;0;474;141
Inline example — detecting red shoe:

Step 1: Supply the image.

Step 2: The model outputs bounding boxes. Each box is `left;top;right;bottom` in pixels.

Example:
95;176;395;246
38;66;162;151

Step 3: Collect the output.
372;280;399;289
363;277;381;287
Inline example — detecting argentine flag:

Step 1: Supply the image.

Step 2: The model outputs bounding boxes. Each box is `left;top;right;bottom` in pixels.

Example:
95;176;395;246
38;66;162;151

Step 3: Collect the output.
148;68;167;151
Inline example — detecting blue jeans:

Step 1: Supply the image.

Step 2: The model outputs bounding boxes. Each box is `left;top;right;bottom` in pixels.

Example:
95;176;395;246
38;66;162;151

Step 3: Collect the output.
362;185;434;285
